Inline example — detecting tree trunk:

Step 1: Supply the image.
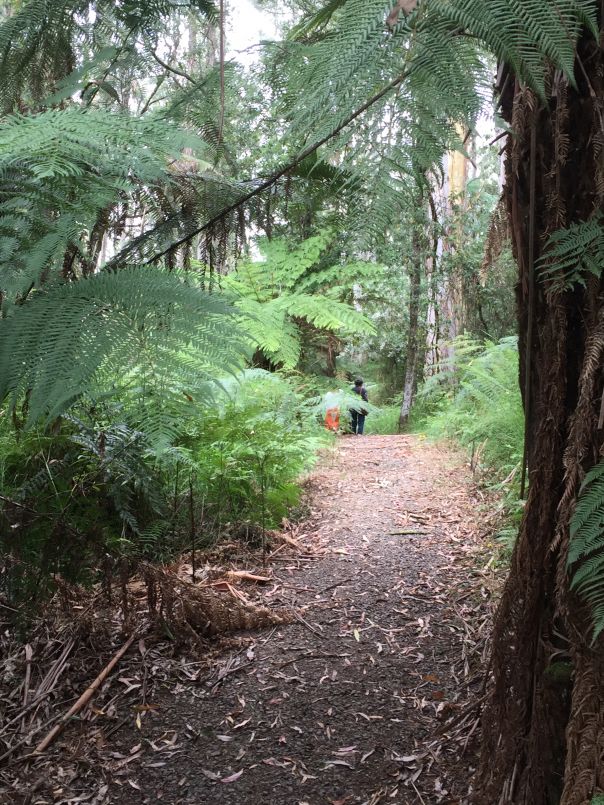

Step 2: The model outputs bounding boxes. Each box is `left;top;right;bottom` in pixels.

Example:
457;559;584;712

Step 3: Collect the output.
474;28;604;805
325;333;339;377
399;242;421;429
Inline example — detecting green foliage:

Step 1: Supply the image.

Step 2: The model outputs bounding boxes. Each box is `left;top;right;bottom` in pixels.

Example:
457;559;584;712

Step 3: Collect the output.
3;0;596;628
364;404;400;435
0;413;168;605
0;267;246;426
568;461;604;641
282;0;595;215
538;216;604;294
226;233;375;368
0;108;214;303
419;336;524;478
441;148;517;339
186;372;328;531
427;0;596;97
0;0;217;113
416;336;524;554
0;371;326;607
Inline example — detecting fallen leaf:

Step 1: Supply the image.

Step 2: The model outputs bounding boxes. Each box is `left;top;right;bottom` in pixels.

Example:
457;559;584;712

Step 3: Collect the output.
221;770;244;783
361;748;375;764
324;759;355;769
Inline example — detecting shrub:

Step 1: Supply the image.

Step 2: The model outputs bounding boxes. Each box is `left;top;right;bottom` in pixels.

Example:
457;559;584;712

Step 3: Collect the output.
0;371;327;612
417;336;523;479
416;336;524;552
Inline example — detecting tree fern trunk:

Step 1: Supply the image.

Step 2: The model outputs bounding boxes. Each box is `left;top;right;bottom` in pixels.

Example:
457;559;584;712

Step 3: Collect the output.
475;27;604;805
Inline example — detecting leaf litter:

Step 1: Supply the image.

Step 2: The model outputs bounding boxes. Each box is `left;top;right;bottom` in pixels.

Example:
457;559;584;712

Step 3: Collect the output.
0;435;504;804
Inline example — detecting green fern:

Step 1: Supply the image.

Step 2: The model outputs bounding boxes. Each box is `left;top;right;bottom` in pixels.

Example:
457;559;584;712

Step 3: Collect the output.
0;108;214;303
222;233;375;369
0;0;217;113
0;267;246;425
284;0;594;161
569;461;604;641
538;217;604;294
265;0;597;262
427;0;596;96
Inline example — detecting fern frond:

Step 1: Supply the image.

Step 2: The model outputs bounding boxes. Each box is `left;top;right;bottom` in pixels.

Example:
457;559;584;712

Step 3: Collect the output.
296;260;379;294
0;267;246;425
538;216;604;294
274;293;375;335
236;297;303;369
427;0;597;96
0;0;218;113
0;108;214;300
223;233;375;368
569;460;604;641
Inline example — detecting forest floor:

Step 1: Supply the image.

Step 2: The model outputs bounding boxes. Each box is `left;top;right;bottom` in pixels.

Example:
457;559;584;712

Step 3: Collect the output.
1;435;502;805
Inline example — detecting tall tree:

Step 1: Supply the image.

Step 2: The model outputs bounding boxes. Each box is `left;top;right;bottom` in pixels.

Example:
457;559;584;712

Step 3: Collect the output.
476;19;604;805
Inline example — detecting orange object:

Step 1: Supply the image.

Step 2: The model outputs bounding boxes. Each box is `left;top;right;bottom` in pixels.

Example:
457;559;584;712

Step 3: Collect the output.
325;406;340;432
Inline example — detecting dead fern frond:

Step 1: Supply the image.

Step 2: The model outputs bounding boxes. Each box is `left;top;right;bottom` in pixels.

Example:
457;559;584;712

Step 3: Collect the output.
142;565;290;645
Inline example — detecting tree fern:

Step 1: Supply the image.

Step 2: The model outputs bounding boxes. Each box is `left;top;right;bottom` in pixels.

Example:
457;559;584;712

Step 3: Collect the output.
274;293;373;334
0;267;246;425
427;0;596;96
0;107;217;302
223;233;375;368
259;0;597;265
288;0;596;121
569;461;604;640
0;0;217;113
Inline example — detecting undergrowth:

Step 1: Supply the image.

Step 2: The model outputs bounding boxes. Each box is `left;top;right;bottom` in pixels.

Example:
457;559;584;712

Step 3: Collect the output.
0;372;328;615
364;405;400;435
415;336;524;555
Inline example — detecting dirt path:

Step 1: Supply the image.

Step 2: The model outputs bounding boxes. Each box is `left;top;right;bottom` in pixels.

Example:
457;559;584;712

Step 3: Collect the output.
2;436;495;805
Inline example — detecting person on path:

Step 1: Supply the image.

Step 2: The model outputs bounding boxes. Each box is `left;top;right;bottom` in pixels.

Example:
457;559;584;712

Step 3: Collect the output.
350;377;368;435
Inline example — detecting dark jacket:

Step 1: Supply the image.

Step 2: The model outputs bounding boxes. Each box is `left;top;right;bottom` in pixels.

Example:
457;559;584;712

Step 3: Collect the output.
352;384;368;414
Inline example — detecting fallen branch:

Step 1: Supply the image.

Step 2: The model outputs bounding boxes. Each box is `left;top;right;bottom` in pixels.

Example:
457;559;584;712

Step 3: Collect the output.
209;580;248;602
224;570;272;584
436;692;490;736
272;531;302;550
319;576;356;594
0;710;69;765
270;556;314;563
34;633;137;754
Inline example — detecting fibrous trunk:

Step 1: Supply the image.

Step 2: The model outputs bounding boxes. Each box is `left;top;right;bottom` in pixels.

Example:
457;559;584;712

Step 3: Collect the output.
474;29;604;805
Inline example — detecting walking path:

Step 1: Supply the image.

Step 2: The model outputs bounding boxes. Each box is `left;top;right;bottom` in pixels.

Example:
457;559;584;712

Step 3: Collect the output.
2;436;495;805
